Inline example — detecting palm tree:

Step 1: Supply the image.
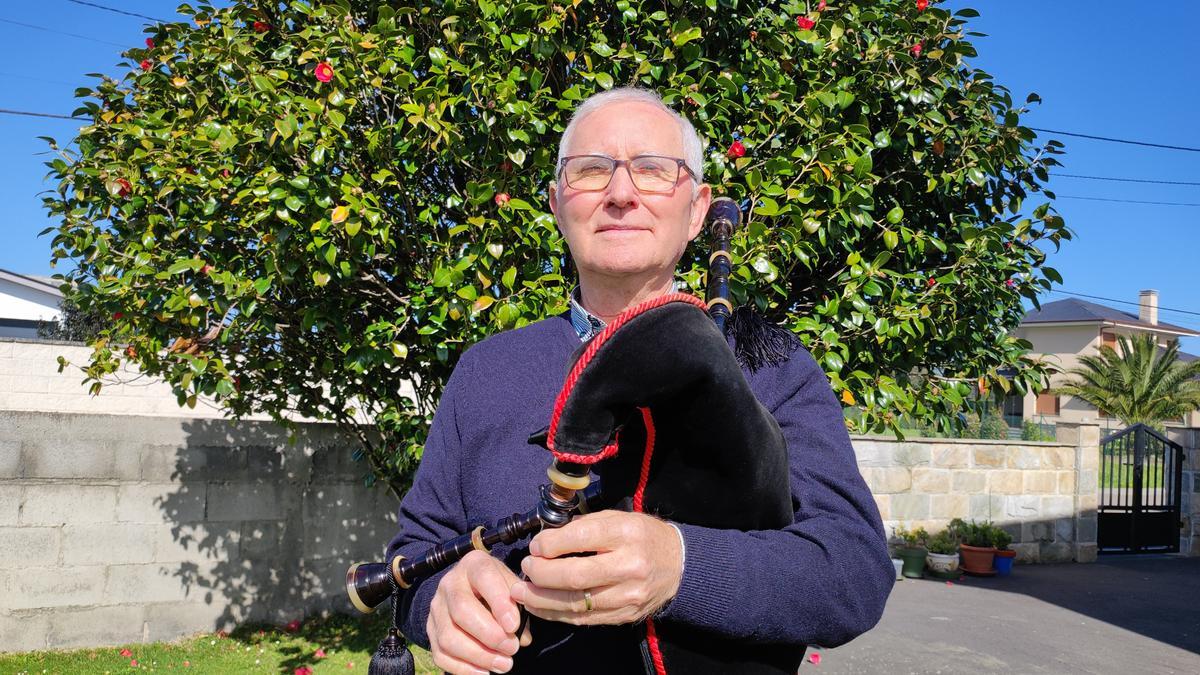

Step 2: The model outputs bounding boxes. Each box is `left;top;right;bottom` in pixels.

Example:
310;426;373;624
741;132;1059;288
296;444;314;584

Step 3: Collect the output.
1057;333;1200;427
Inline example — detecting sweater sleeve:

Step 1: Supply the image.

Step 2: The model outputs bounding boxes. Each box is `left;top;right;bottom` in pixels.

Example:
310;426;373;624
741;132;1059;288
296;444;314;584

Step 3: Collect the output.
385;353;474;649
656;347;895;648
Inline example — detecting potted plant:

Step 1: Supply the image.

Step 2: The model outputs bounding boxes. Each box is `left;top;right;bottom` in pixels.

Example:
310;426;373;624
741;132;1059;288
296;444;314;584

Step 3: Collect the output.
893;525;928;579
953;518;997;575
992;526;1016;577
925;529;960;575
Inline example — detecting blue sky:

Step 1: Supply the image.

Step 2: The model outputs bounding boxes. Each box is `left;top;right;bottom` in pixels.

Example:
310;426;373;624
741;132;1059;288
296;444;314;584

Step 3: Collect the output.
2;1;1198;350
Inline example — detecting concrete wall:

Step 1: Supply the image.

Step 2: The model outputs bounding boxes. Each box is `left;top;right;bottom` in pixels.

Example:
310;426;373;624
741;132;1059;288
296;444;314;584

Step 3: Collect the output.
0;410;396;652
852;421;1100;564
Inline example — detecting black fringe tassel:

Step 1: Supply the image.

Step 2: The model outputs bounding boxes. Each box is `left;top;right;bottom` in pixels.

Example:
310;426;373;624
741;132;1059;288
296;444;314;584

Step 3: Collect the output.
728;306;802;372
368;577;416;675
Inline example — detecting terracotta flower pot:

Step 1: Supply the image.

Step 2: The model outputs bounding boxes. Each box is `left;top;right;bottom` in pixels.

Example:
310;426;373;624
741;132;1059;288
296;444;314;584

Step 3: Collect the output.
959;544;996;575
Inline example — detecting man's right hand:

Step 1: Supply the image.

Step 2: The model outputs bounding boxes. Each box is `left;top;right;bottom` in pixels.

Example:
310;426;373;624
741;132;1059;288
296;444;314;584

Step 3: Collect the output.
427;550;532;675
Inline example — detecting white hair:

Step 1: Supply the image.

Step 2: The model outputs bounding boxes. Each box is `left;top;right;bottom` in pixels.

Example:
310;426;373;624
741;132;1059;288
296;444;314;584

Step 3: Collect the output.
556;87;705;186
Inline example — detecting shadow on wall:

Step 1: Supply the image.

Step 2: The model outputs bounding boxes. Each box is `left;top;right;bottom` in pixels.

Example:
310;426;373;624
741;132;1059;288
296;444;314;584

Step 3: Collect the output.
158;418;397;629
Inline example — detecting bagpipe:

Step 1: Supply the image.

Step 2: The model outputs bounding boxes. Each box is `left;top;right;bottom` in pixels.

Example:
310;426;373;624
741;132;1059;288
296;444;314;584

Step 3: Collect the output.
346;198;804;674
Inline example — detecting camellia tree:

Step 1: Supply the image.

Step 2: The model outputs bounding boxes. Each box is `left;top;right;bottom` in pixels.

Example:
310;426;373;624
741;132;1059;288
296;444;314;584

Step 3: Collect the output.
46;0;1069;495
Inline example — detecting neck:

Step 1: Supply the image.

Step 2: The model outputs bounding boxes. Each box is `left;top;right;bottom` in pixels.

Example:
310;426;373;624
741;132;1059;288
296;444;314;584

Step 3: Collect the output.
577;273;675;324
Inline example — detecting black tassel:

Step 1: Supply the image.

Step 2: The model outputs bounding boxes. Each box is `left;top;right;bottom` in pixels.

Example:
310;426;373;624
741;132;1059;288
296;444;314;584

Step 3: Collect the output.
728;306;802;372
369;575;416;675
368;627;415;675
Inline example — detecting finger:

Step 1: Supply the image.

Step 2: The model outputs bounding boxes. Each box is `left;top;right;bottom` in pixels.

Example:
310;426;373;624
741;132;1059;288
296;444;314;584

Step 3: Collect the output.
511;580;594;614
472;558;523;635
519;619;533;647
529;512;626;558
444;574;520;655
438;618;516;675
521;550;623;590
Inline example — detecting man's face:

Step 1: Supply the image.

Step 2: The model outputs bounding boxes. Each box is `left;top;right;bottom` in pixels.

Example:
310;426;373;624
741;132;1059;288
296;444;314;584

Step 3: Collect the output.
549;102;712;284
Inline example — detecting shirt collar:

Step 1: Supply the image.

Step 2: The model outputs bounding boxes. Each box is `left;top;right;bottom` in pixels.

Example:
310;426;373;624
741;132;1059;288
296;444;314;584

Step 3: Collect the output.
568;283;684;342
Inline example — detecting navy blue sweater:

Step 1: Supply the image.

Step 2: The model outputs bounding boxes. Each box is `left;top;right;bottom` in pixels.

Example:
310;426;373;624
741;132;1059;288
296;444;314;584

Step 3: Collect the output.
387;313;893;671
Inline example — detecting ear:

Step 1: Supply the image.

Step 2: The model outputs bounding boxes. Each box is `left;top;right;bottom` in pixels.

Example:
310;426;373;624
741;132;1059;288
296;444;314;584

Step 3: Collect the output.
548;180;559;220
687;183;713;242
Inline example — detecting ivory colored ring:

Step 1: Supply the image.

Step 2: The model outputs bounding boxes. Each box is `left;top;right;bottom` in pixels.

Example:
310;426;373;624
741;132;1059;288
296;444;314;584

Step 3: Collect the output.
708;249;731;264
707;297;733;312
584;590;594;612
547;465;591;491
471;525;489;552
391;554;411;590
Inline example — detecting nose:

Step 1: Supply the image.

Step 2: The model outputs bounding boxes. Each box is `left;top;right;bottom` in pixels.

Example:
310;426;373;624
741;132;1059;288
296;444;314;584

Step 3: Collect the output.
604;162;640;210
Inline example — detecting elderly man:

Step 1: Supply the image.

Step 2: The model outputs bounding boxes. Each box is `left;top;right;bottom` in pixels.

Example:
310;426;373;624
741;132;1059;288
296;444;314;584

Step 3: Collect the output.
387;87;893;674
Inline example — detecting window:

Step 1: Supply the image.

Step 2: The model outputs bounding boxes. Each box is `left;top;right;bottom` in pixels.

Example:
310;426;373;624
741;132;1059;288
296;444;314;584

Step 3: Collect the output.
1036;391;1060;415
1101;331;1116;350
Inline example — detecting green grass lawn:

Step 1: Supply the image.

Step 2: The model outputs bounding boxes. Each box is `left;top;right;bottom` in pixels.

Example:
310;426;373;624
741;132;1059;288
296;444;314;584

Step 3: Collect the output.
1100;462;1165;489
0;612;439;674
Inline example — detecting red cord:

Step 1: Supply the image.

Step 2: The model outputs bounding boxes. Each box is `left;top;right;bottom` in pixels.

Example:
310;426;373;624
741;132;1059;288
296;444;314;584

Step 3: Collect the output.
633;407;668;675
546;293;705;464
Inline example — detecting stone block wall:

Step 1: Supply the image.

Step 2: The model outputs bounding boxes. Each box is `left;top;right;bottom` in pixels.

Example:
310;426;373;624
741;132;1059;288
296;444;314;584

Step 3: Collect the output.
1168;427;1200;556
0;410;396;652
851;420;1100;564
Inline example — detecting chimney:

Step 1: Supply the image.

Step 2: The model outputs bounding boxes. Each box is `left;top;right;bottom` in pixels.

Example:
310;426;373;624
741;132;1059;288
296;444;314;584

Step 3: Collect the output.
1139;289;1159;325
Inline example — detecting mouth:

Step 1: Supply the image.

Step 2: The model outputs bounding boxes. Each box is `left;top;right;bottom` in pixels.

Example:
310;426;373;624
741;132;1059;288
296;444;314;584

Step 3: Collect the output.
595;224;650;234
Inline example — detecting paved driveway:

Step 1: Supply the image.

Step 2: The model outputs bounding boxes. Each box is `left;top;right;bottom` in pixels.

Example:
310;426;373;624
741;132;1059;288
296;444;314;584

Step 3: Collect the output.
802;556;1200;674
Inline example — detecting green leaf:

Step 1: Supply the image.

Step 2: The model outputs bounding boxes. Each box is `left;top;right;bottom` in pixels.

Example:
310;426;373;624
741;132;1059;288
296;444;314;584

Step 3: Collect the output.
886;206;904;224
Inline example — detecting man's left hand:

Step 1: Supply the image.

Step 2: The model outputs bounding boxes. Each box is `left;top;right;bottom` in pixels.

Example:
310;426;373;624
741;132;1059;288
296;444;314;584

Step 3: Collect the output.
510;510;683;626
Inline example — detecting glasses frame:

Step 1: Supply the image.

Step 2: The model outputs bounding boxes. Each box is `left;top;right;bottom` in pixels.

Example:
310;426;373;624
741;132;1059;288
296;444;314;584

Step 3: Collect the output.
557;154;698;193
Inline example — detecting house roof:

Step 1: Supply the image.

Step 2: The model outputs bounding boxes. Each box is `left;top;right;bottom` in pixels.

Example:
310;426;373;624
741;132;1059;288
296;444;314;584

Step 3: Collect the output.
1021;298;1200;336
0;268;62;298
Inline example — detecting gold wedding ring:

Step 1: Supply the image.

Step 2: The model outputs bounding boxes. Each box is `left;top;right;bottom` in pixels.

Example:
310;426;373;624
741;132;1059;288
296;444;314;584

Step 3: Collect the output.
583;590;594;612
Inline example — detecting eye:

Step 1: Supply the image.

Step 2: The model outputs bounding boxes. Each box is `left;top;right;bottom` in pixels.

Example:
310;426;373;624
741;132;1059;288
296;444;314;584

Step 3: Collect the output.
632;157;674;175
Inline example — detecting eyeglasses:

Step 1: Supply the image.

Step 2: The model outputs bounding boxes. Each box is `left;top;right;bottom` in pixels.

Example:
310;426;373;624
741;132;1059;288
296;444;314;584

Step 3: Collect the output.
558;154;697;193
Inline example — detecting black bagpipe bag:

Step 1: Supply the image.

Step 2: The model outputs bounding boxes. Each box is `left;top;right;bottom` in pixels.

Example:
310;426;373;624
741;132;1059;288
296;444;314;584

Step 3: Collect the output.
541;293;802;674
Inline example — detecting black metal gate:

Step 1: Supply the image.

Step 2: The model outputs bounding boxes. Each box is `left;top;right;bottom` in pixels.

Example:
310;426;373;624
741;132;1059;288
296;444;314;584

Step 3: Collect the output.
1098;424;1185;553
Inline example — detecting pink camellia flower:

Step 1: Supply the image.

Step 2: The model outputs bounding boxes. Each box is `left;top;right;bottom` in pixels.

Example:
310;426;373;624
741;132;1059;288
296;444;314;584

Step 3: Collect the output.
315;648;327;659
130;659;139;667
314;62;334;83
294;667;314;675
253;21;271;33
145;38;155;49
910;43;923;57
285;619;301;633
817;1;827;10
796;16;816;30
917;0;929;10
183;661;190;667
494;192;510;207
809;652;822;665
1006;279;1016;288
727;140;746;158
120;648;133;657
140;59;153;71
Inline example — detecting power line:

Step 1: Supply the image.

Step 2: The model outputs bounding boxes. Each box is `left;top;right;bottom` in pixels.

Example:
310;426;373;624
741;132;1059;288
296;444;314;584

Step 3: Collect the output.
0;16;126;47
1056;195;1200;207
64;0;168;23
1031;127;1200;153
1054;173;1200;187
0;108;90;121
1050;289;1200;319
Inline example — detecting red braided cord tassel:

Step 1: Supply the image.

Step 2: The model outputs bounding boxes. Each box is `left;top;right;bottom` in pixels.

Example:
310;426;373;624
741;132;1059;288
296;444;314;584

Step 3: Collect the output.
633;407;668;675
546;292;705;463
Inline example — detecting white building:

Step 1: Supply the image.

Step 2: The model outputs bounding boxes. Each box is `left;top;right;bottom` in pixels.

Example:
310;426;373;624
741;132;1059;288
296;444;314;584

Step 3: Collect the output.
0;268;62;339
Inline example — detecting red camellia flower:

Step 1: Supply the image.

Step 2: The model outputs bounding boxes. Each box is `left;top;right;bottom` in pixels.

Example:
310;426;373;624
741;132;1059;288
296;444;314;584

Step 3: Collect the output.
253;21;271;33
314;62;334;83
140;59;153;71
222;169;232;178
917;0;929;10
315;648;327;659
145;38;155;49
796;16;816;30
125;345;137;358
294;667;314;675
727;140;746;158
120;649;133;657
749;29;758;41
113;312;124;320
809;652;822;665
200;264;214;275
910;43;923;57
927;277;936;287
115;178;132;198
494;192;511;207
284;619;301;633
130;659;139;667
1006;279;1016;288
